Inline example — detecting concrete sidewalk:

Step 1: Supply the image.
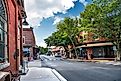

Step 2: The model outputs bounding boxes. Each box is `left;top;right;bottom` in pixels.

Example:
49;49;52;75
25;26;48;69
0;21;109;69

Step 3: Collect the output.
21;60;67;81
98;61;121;66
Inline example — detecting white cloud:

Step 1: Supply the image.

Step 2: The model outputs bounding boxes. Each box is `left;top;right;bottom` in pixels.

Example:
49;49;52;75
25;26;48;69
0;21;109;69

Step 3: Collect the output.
24;0;77;27
79;0;88;6
24;0;88;27
53;17;63;25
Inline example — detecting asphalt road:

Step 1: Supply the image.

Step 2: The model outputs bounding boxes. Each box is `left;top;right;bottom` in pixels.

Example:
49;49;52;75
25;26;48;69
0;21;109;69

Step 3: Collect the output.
40;55;121;81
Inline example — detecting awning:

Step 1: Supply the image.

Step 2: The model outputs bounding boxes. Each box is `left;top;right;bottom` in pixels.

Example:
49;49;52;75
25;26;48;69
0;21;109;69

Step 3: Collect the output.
76;42;113;48
51;47;60;52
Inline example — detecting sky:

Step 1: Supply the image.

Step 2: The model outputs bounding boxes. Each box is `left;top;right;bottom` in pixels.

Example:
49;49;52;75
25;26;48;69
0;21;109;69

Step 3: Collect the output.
24;0;92;48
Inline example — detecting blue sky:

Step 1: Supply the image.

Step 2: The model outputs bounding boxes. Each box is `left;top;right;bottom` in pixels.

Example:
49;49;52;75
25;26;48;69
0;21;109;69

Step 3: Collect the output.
24;0;92;47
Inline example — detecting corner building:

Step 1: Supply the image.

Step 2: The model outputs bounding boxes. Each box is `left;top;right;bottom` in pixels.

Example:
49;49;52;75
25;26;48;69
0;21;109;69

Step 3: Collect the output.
0;0;26;80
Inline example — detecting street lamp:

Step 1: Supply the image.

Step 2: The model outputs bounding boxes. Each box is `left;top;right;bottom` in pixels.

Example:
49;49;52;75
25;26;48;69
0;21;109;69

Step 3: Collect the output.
22;18;29;26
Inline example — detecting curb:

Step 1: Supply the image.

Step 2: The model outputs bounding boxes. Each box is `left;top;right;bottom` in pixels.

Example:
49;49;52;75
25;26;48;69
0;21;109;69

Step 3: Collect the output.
66;59;98;63
66;59;121;66
51;69;67;81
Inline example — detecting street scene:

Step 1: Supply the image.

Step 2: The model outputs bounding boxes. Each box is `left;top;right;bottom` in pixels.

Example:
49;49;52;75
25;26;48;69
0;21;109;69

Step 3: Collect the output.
21;55;121;81
0;0;121;81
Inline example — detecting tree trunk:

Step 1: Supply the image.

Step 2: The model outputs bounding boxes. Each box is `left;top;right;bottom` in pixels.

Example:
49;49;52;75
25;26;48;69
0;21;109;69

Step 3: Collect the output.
116;40;121;61
63;46;69;58
68;36;78;59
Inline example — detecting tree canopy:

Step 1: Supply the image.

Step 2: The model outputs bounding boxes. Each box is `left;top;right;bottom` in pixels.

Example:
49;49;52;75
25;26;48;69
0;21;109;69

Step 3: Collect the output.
80;0;121;60
44;0;121;60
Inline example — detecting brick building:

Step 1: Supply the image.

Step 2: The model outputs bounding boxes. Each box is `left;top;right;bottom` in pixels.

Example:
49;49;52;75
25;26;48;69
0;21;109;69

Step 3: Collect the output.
76;31;115;60
0;0;27;80
23;27;36;61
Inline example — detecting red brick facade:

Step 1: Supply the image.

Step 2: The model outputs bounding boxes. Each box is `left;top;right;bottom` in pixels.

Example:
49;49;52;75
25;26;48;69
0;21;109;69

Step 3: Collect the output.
0;0;26;80
23;28;35;47
23;27;36;60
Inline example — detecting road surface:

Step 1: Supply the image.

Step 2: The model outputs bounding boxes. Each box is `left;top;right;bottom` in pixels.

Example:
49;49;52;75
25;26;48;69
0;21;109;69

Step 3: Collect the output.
40;55;121;81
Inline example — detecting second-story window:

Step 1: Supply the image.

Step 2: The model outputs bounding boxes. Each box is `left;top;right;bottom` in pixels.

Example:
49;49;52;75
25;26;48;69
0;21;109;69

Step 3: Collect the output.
23;36;25;44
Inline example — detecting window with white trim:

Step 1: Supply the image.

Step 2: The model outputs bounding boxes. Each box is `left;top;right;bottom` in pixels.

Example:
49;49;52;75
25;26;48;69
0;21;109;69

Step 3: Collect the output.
0;0;8;63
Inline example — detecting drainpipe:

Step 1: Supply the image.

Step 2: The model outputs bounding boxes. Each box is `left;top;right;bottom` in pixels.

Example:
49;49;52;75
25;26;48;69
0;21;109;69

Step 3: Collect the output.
20;19;23;67
15;8;18;72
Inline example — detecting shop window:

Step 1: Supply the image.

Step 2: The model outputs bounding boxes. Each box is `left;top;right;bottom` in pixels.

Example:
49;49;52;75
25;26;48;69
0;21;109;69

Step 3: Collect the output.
0;0;8;63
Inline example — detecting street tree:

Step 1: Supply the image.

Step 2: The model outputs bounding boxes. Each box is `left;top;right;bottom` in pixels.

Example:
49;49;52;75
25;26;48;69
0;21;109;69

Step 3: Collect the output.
39;46;48;54
80;0;121;60
56;17;80;58
44;31;72;57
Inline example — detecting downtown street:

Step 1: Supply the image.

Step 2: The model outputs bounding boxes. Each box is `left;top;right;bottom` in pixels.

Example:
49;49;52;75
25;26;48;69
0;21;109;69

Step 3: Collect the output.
21;55;121;81
1;0;121;81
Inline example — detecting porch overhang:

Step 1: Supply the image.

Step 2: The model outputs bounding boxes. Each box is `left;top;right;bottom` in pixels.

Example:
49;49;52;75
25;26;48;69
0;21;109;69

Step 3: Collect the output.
76;42;113;48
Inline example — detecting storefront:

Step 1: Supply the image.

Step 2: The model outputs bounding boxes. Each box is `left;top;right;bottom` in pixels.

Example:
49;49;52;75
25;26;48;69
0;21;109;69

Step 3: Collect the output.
77;42;115;59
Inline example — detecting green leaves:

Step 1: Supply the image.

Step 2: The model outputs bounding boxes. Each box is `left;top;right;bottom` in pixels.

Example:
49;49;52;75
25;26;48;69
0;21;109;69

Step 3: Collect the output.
39;46;48;54
44;0;121;48
44;17;81;48
82;0;121;41
56;17;80;44
43;0;121;59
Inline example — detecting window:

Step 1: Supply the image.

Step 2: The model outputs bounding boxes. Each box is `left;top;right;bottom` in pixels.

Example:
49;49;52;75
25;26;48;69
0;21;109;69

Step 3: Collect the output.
0;0;8;63
23;36;25;44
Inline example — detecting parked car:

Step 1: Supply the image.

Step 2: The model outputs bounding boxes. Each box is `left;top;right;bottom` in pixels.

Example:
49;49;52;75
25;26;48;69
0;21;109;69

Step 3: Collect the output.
46;51;52;56
23;51;30;57
55;53;61;57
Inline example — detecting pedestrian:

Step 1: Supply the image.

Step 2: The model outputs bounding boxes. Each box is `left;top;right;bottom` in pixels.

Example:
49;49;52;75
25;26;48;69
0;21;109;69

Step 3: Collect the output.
82;51;85;59
84;51;88;60
85;54;88;60
90;54;94;59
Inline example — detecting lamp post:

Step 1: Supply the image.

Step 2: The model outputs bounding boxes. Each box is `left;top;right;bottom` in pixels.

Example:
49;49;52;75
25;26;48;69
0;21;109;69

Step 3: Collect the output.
22;18;29;26
20;18;29;74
